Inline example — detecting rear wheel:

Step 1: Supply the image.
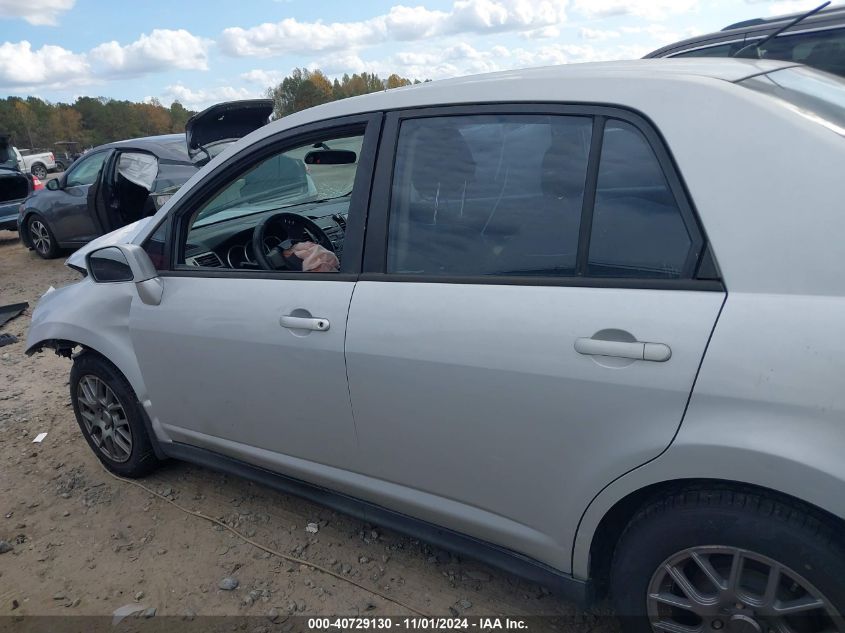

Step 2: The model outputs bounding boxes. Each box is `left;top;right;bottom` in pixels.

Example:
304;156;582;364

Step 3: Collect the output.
610;488;845;633
26;214;58;259
30;163;47;180
69;352;160;478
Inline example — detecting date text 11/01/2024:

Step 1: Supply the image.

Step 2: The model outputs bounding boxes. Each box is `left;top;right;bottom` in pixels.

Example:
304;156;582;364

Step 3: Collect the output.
308;618;530;629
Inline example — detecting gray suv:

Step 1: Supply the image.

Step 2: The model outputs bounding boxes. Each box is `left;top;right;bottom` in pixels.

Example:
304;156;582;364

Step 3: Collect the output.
646;3;845;77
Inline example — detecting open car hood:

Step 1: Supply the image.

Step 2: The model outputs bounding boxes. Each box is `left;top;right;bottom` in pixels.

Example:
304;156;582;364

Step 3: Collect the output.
185;99;273;161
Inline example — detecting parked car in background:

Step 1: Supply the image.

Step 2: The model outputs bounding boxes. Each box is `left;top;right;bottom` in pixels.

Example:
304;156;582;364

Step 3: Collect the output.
26;59;845;631
16;148;57;180
53;141;83;172
0;135;41;231
18;99;273;259
646;2;845;77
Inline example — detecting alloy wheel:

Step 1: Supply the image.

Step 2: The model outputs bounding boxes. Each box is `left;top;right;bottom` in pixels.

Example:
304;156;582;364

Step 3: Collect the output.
647;545;839;633
31;165;47;180
76;375;133;463
29;219;51;255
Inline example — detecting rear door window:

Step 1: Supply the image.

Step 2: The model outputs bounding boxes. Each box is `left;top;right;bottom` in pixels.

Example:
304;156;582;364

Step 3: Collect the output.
588;120;693;278
387;114;592;276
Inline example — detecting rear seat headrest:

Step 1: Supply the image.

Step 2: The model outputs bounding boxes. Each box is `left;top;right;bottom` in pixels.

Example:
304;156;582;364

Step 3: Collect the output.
409;125;476;198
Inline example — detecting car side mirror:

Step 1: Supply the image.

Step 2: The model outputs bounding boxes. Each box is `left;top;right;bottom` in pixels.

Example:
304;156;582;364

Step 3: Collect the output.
87;245;163;305
46;178;60;191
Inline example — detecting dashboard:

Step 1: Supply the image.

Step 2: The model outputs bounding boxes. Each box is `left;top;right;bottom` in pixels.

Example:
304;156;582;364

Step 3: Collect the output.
183;198;349;270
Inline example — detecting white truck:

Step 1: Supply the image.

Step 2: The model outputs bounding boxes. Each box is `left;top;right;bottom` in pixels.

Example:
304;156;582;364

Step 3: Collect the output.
13;147;56;180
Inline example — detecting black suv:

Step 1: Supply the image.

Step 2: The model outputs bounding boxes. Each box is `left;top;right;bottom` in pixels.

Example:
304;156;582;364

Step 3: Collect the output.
646;3;845;78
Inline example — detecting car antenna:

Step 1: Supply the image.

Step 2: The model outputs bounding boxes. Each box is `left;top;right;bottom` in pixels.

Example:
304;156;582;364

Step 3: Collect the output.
733;1;830;58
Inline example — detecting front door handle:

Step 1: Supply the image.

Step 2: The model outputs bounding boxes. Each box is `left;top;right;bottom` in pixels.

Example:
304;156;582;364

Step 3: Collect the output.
280;315;330;331
575;337;671;362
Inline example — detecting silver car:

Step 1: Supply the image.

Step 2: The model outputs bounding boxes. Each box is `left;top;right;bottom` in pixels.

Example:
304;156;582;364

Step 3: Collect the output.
26;59;845;631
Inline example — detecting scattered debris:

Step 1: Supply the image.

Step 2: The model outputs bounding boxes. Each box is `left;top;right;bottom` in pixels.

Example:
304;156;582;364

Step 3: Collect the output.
305;522;319;534
0;541;12;554
32;432;47;443
112;603;147;625
0;302;27;329
218;576;239;591
0;333;18;348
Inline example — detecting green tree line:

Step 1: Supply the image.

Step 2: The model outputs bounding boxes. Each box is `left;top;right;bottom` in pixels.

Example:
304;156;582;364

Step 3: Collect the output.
266;68;425;118
0;97;194;151
1;68;425;152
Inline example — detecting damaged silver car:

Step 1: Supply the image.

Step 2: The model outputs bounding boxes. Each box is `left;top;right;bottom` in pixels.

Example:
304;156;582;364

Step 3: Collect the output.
26;60;845;631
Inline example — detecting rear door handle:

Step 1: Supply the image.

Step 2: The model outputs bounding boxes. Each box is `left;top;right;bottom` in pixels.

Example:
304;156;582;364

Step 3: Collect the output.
575;337;671;362
280;315;331;331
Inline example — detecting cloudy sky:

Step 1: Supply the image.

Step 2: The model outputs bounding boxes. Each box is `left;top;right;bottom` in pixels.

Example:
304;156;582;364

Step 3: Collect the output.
0;0;830;110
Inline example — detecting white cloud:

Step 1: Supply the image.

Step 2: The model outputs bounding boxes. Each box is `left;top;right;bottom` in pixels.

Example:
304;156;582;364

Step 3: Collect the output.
0;28;211;90
219;0;569;57
0;0;74;26
571;0;698;21
241;69;289;86
90;29;211;75
328;39;652;83
0;40;89;89
579;27;621;40
160;83;257;110
751;0;825;14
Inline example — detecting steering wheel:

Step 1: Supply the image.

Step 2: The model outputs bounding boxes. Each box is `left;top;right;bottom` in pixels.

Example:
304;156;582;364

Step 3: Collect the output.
252;212;335;271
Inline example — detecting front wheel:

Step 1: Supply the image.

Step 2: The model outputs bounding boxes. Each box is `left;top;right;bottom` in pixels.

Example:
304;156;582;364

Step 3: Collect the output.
69;352;160;478
611;488;845;633
26;214;59;259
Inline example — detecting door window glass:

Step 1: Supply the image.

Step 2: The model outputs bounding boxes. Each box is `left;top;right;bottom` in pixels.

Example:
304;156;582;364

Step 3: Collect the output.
181;131;364;272
65;151;108;187
588;120;691;278
387;115;592;276
760;27;845;78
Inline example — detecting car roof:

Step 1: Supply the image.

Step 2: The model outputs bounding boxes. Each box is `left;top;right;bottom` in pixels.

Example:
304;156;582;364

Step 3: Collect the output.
100;133;189;162
646;4;845;58
254;59;794;130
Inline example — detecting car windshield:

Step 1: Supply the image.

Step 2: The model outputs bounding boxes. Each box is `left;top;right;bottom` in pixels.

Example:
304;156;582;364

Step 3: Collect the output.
738;66;845;136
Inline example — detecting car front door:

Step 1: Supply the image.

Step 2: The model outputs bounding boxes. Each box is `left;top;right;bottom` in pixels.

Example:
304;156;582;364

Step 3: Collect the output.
129;114;379;476
345;106;726;571
51;149;112;243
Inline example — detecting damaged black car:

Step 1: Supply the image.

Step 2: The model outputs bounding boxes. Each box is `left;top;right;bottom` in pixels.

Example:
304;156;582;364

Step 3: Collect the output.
18;99;273;259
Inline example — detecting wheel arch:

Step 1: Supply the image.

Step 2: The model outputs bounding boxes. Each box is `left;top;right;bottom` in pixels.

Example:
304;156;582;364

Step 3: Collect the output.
579;475;845;600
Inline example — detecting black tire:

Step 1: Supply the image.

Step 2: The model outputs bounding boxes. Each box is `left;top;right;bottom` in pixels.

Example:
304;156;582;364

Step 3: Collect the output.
30;163;47;179
69;351;160;478
610;487;845;633
26;213;59;259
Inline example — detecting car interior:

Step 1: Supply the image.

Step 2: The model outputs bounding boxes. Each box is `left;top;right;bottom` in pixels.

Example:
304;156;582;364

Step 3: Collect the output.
179;133;363;271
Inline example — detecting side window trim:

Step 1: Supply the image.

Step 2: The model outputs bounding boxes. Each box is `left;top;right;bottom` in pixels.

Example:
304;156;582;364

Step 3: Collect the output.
363;103;714;288
162;112;383;279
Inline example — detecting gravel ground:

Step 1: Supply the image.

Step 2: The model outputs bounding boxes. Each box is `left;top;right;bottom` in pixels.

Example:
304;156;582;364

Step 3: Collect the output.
0;230;617;631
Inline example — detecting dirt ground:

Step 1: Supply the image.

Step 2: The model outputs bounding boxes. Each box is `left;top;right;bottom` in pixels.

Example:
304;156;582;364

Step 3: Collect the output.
0;230;616;630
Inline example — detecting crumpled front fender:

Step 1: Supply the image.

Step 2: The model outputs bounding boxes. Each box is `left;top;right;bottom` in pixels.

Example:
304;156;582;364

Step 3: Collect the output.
26;278;149;404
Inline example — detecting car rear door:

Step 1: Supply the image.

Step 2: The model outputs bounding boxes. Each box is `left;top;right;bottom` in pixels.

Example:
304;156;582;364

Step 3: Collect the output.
344;106;726;572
